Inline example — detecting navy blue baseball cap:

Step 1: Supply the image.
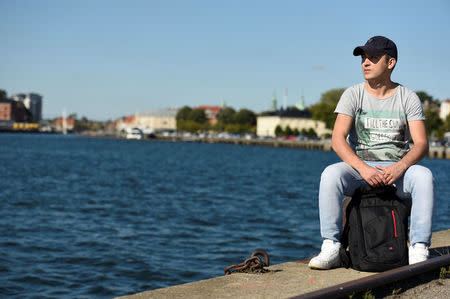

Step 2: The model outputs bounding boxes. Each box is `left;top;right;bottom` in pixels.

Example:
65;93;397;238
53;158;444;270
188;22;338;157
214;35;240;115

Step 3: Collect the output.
353;36;398;60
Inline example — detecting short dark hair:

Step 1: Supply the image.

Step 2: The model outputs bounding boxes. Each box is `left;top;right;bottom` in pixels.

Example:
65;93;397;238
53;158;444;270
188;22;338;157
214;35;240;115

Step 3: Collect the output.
385;54;396;71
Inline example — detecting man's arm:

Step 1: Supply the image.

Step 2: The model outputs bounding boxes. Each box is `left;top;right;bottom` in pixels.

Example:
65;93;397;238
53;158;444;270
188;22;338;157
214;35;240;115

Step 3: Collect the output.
376;120;429;185
332;113;386;187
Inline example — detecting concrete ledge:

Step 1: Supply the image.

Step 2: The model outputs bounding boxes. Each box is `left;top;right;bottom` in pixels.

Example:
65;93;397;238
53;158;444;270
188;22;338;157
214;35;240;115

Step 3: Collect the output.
156;136;333;151
117;229;449;299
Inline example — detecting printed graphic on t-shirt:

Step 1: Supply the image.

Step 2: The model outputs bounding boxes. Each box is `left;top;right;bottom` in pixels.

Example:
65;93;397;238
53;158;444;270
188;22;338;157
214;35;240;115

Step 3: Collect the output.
364;118;401;130
355;109;408;161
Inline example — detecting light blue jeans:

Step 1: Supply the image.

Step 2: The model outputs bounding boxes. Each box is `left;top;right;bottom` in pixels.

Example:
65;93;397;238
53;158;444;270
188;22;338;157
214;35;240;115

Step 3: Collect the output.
319;161;434;246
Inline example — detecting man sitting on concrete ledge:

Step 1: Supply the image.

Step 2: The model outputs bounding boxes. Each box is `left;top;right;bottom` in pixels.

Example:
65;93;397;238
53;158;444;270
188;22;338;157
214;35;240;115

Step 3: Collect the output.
309;36;434;270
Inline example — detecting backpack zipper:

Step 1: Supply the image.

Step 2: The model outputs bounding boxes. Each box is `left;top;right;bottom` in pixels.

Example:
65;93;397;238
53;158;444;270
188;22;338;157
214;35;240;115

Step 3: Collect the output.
392;210;397;238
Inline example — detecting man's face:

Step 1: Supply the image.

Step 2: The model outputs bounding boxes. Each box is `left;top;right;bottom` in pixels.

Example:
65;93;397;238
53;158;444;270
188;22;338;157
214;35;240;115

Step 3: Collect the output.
360;53;392;80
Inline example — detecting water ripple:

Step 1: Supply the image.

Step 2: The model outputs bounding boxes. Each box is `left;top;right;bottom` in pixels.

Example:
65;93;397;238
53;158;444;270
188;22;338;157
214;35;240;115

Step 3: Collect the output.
0;134;448;298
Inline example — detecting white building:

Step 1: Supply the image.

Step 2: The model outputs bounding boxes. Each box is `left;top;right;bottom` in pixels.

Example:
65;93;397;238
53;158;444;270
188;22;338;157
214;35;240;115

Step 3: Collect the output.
440;99;450;120
135;108;179;131
256;108;332;138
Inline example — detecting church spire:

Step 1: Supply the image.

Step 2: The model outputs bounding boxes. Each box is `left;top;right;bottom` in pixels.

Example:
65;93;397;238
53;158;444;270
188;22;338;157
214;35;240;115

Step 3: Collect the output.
271;93;277;111
296;90;305;110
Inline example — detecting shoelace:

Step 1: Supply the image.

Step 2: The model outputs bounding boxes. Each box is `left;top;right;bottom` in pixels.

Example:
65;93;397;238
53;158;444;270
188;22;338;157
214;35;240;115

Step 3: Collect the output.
319;245;339;257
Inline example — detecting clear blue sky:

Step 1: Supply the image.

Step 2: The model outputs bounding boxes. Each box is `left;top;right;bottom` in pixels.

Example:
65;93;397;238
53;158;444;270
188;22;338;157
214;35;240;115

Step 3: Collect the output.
2;0;450;120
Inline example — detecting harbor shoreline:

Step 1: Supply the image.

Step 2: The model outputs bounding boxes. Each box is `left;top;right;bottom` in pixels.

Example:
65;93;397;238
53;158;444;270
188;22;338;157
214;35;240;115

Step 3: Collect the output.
129;134;450;159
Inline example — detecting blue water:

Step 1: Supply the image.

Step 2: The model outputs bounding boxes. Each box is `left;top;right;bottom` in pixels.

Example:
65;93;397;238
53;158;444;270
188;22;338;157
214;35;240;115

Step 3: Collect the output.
0;134;448;298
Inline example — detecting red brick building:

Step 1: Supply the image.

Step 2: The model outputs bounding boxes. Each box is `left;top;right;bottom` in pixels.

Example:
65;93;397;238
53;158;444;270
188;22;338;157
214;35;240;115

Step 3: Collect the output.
0;100;14;121
0;99;31;122
198;105;221;124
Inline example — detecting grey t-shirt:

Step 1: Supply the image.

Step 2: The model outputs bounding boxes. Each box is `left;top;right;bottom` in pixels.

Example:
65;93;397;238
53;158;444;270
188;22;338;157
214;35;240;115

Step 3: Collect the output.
334;82;425;161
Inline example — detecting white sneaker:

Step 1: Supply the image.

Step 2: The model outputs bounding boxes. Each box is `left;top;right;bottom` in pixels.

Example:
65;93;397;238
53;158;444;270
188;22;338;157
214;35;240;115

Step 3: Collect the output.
308;239;342;270
409;243;429;264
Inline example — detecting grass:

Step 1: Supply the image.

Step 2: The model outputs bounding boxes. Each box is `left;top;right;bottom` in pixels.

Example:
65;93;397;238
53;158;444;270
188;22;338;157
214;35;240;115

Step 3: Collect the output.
439;266;450;279
348;289;375;299
391;287;402;295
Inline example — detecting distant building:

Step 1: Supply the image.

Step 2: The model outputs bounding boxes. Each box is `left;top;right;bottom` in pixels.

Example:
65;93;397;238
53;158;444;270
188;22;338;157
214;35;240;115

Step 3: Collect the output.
104;119;118;133
11;93;43;122
0;99;14;121
0;97;33;123
256;108;332;138
440;99;450;120
198;105;221;124
135;108;178;131
116;115;136;132
53;118;75;132
0;99;15;130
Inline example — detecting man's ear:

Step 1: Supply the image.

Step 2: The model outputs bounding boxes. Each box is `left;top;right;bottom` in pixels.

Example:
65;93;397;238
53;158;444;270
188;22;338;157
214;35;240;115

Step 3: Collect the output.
388;58;397;70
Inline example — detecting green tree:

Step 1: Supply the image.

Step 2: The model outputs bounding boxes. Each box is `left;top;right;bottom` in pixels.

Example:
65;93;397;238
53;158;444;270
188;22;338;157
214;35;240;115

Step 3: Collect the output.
307;128;318;137
0;89;7;100
68;113;78;119
309;88;345;129
293;128;300;136
284;125;293;136
175;107;209;132
301;128;309;136
416;91;439;109
74;120;89;132
275;125;283;137
176;106;193;131
416;91;438;105
234;109;256;126
218;107;236;125
224;123;241;133
424;108;443;137
183;120;209;132
443;114;450;132
176;106;192;121
188;108;207;123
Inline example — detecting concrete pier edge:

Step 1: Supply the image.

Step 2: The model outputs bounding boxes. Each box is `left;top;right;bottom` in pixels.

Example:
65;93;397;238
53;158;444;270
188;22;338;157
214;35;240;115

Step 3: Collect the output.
117;229;449;299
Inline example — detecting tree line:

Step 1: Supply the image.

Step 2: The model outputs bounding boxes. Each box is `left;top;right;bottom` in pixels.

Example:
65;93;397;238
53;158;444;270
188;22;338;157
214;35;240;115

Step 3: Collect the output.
176;106;256;134
65;114;108;132
274;125;318;138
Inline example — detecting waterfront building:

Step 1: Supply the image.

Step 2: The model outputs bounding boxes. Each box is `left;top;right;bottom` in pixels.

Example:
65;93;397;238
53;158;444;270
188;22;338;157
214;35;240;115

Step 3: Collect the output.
53;118;75;132
0;98;14;121
134;108;178;131
440;99;450;120
0;97;33;123
0;99;15;130
115;115;137;132
11;93;42;123
256;108;332;138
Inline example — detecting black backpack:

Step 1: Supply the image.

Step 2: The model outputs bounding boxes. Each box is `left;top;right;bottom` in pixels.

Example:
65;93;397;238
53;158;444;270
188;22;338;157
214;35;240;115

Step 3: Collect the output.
340;186;410;272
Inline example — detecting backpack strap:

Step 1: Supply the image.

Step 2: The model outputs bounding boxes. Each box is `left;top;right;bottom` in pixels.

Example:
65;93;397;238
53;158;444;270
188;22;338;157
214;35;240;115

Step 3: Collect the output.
340;195;356;269
339;246;351;268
